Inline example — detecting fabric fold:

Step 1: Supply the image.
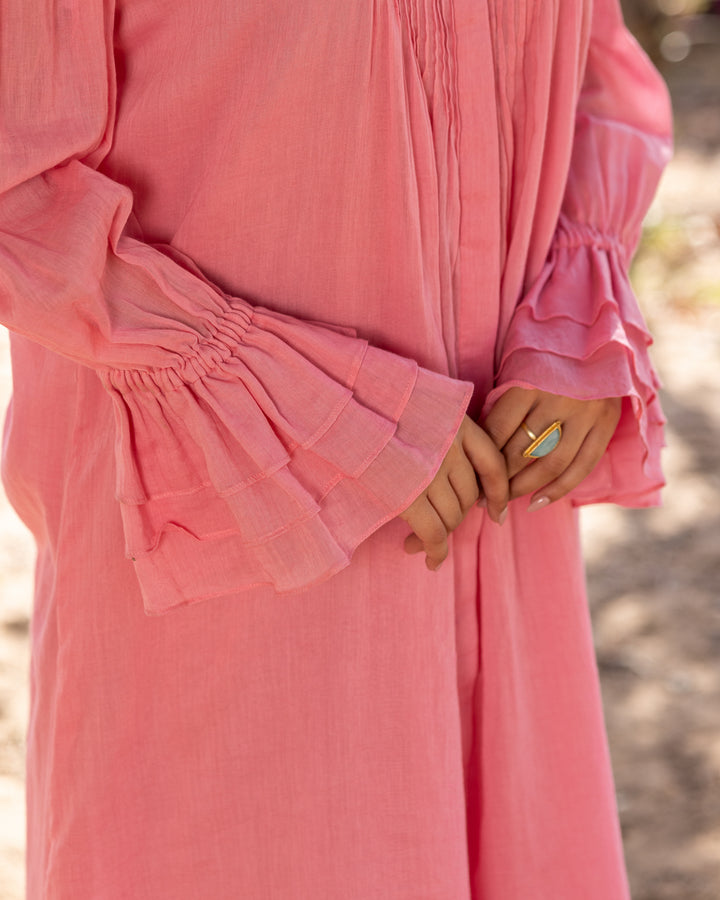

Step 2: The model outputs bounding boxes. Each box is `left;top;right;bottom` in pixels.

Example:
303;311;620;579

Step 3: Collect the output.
484;220;665;507
102;302;473;614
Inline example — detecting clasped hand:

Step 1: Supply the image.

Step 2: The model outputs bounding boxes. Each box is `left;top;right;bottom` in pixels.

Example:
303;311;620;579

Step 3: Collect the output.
400;388;621;570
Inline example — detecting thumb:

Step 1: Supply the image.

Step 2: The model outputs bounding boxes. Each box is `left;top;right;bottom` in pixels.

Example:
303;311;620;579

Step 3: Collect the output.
483;387;536;451
460;418;509;524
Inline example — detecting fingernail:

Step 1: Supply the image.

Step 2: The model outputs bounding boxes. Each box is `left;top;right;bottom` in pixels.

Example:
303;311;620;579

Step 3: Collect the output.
528;496;550;513
498;507;508;526
476;496;487;508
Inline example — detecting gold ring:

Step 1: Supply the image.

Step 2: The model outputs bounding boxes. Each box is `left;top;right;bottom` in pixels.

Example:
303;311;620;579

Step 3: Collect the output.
521;420;563;458
521;422;537;442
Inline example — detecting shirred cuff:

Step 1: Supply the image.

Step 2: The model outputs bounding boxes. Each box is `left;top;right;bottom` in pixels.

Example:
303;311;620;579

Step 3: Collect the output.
101;301;473;614
484;220;665;508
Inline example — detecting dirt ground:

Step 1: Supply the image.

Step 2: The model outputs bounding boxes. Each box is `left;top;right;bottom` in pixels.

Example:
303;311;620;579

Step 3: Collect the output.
1;24;719;900
581;33;720;900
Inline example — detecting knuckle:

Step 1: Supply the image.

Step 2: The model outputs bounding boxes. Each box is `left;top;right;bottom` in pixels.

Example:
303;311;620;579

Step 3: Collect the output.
447;508;464;532
462;484;481;512
427;522;447;546
488;474;510;500
488;449;508;474
485;476;506;499
484;419;507;446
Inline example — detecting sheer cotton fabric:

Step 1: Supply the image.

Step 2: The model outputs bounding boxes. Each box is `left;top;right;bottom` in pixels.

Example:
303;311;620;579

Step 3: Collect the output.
0;1;671;898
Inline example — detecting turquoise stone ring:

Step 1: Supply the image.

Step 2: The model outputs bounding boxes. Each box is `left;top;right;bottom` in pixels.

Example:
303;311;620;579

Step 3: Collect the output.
521;420;563;459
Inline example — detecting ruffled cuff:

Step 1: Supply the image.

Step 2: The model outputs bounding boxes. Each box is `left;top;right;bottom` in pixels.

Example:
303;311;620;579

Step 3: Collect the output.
101;300;473;614
483;219;665;508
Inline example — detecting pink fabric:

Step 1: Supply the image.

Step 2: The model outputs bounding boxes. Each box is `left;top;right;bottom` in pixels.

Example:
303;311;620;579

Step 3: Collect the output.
0;1;671;898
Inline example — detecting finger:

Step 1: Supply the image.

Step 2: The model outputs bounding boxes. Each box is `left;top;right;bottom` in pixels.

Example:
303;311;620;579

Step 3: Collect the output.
404;529;449;569
461;423;509;524
502;409;565;480
526;424;615;509
427;477;465;533
404;497;449;570
404;532;425;554
447;456;481;514
483;387;537;451
507;418;587;501
424;532;450;570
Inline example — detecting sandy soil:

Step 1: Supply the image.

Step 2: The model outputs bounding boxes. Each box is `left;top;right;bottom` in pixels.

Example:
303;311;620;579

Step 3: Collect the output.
1;27;719;900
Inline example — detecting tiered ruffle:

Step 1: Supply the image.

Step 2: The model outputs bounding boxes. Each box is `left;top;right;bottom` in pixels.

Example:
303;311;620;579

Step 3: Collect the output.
101;300;473;614
484;218;665;507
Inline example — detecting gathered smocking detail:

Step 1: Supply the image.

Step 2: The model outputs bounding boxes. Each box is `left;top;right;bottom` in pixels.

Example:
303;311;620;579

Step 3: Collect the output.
99;301;473;613
551;219;628;262
102;301;254;391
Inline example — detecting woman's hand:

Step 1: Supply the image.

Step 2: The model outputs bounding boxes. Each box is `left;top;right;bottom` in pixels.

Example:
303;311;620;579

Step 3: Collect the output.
399;415;509;571
483;388;622;510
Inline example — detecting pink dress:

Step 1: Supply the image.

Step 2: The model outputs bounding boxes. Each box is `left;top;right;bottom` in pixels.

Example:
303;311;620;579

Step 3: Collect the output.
0;1;671;897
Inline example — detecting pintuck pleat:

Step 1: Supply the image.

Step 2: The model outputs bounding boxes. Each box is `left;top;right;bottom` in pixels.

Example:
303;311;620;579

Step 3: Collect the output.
0;1;672;897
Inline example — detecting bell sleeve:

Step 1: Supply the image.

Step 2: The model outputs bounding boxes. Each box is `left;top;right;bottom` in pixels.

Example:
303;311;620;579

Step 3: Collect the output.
484;0;673;508
0;2;473;613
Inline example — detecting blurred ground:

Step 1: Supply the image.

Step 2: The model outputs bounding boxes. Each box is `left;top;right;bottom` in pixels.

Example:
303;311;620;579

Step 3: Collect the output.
0;330;32;900
582;24;720;899
1;13;719;900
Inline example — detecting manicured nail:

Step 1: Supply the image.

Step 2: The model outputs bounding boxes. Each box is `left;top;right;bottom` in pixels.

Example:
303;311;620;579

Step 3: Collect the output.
498;507;508;526
528;495;550;513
